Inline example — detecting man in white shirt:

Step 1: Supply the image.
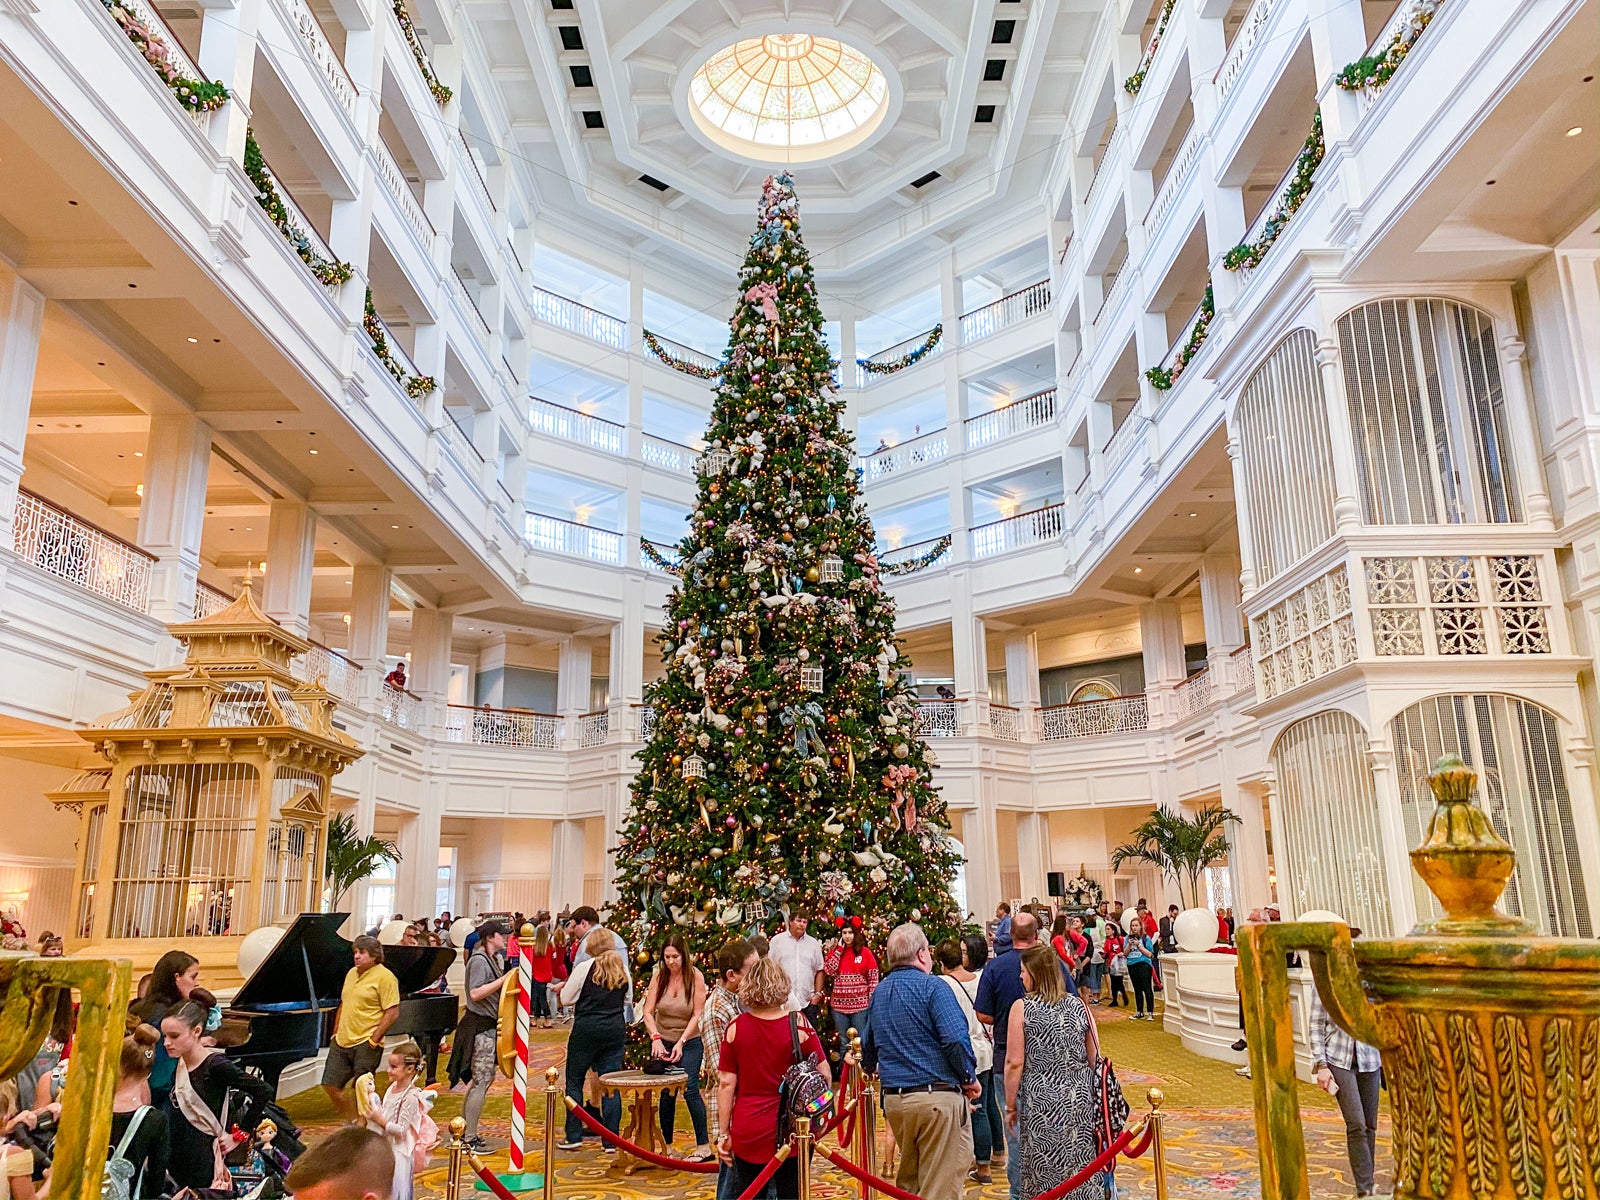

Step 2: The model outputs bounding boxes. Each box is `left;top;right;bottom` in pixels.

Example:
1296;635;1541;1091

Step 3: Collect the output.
568;904;635;1020
769;912;825;1021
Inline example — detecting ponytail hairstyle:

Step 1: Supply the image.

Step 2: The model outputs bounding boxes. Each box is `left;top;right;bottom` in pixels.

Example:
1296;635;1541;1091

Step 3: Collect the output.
121;1019;160;1081
390;1039;425;1076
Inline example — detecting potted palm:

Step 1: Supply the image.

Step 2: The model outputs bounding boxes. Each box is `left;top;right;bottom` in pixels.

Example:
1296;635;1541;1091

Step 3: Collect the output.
1111;803;1236;950
323;812;401;914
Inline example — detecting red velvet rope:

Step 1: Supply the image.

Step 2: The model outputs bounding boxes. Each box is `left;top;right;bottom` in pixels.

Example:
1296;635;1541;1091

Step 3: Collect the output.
467;1156;522;1200
733;1143;793;1200
818;1146;924;1200
1120;1119;1156;1160
562;1097;720;1172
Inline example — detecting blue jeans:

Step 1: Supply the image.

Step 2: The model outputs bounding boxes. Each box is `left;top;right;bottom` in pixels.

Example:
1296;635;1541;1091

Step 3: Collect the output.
660;1036;709;1146
974;1068;1001;1164
1005;1113;1022;1199
563;1025;624;1143
832;1006;870;1049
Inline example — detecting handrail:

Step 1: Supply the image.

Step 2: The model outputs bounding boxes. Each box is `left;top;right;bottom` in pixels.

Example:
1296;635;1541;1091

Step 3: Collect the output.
451;269;491;337
193;581;235;618
379;682;422;728
1103;410;1148;464
577;709;609;747
442;408;485;464
860;327;942;365
963;388;1057;449
16;488;152;560
528;397;625;454
958;278;1052;343
1039;693;1149;740
1175;666;1214;718
858;428;949;481
1160;296;1210;371
640;538;681;571
524;511;624;564
104;0;216;123
969;503;1064;559
12;490;154;613
1083;125;1124;210
374;138;433;246
879;536;952;571
1095;260;1129;325
1145;126;1200;232
640;433;698;475
445;703;560;749
281;0;356;114
643;330;721;373
914;699;959;737
370;307;422;380
1214;0;1282;104
1238;152;1303;256
258;156;339;266
988;704;1021;741
458;131;496;212
529;287;628;349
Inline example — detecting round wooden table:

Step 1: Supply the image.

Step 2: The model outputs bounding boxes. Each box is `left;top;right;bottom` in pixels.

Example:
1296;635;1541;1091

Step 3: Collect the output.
598;1068;689;1175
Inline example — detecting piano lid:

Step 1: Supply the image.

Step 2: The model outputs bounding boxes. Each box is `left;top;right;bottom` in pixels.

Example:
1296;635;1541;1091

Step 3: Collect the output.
230;913;458;1011
231;912;353;1011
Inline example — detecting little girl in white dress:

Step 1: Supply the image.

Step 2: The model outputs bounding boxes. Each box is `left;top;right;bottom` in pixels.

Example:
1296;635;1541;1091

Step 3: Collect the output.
360;1040;438;1200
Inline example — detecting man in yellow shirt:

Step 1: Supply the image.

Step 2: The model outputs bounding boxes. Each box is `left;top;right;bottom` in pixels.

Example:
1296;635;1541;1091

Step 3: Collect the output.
322;935;401;1119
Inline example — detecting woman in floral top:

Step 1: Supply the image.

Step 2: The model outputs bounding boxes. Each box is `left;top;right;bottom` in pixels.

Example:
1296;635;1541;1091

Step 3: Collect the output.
823;923;880;1045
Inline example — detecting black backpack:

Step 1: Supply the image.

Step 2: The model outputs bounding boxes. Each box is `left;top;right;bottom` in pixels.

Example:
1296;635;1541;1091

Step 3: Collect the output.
775;1013;833;1147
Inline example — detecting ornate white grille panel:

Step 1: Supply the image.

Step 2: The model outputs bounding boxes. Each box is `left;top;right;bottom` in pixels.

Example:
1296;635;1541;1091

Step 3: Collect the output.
1251;565;1354;700
988;705;1020;740
1272;710;1393;936
445;705;561;748
1390;694;1591;938
914;700;959;737
1338;299;1522;526
578;710;609;747
1234;330;1337;583
1039;695;1149;740
1363;555;1551;656
13;490;153;612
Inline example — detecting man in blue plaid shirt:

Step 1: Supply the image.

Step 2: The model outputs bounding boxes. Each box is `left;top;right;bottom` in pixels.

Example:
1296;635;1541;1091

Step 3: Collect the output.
1309;990;1383;1196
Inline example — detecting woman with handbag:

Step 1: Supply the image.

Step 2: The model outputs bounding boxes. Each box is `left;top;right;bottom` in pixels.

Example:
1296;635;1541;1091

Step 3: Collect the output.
1004;946;1103;1200
641;932;712;1162
161;999;276;1194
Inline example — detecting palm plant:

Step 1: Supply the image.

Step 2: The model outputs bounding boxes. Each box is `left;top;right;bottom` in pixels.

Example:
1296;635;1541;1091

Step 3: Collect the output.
1110;803;1238;909
323;813;401;910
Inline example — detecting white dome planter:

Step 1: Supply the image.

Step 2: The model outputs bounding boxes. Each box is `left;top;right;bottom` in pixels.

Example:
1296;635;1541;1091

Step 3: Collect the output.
449;916;477;947
1173;906;1220;952
236;925;286;979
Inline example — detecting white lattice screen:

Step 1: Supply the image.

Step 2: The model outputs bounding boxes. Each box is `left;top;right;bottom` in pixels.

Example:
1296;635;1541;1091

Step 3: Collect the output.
1235;329;1337;583
1389;694;1591;938
1272;710;1394;936
1337;298;1521;526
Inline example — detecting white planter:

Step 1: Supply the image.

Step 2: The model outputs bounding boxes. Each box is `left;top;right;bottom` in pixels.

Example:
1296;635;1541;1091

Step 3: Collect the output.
1172;906;1219;952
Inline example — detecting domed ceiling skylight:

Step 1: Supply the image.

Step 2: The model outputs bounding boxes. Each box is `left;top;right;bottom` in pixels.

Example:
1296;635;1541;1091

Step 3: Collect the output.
688;34;890;162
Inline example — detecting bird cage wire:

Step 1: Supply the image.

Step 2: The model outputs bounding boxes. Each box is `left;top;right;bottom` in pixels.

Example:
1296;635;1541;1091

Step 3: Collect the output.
260;766;327;926
107;761;260;939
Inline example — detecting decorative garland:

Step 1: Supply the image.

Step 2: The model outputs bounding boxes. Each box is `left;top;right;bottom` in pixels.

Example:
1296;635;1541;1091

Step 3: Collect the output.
1145;285;1214;391
881;535;952;577
1222;110;1324;272
1335;0;1441;92
641;540;683;574
364;289;437;399
101;1;230;114
393;0;452;105
857;325;942;377
1124;0;1176;94
643;331;724;380
244;133;354;287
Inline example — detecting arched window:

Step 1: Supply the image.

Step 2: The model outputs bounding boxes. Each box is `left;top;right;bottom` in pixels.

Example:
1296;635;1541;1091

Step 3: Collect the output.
1338;298;1521;525
1390;694;1591;938
1272;710;1393;936
1235;329;1337;583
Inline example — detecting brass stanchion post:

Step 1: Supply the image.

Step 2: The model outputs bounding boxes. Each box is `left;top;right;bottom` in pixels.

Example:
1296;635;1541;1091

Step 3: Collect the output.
848;1029;870;1200
446;1116;467;1200
544;1065;561;1200
795;1115;814;1200
1147;1088;1168;1200
860;1069;878;1200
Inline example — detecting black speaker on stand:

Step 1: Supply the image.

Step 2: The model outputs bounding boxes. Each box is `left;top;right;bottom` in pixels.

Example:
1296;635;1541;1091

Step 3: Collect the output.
1047;871;1066;899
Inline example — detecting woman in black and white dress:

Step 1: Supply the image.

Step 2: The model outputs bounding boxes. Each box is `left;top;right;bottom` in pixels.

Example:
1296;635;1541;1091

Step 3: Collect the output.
1004;944;1102;1200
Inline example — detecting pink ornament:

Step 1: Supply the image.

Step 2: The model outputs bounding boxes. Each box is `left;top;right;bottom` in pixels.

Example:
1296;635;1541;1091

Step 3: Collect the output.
744;281;780;323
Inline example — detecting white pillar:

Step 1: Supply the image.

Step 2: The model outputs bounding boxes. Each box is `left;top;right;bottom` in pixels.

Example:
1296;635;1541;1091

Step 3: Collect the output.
549;819;588;914
262;501;317;636
1139;600;1186;726
1225;434;1261;600
1496;336;1557;527
558;636;594;742
1366;743;1418;937
1014;812;1051;904
960;796;1001;924
197;0;260;162
1199;552;1246;684
609;576;646;736
0;274;44;540
138;415;212;622
1004;633;1041;740
1227;777;1273;913
410;608;454;704
950;571;988;733
349;565;392;704
1313;336;1365;532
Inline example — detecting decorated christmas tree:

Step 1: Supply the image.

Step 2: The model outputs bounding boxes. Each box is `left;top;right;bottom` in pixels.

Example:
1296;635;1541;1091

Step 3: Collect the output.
613;174;961;967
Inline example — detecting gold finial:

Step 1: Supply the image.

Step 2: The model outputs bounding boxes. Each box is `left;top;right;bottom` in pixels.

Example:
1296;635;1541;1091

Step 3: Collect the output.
450;1116;467;1138
1146;1087;1164;1112
1410;754;1529;935
522;922;537;939
546;1065;560;1086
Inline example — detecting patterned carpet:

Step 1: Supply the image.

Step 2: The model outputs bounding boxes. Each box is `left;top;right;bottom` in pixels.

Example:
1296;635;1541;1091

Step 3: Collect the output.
282;1001;1391;1198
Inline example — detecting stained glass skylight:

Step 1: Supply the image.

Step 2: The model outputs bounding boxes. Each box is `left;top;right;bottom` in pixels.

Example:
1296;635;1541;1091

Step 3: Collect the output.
688;34;890;162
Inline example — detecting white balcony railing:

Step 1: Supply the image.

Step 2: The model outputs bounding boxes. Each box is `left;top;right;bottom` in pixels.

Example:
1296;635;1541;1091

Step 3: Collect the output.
530;288;628;349
1039;694;1149;741
1352;1;1442;115
451;270;491;342
13;490;153;613
879;536;952;573
989;704;1020;741
107;0;214;129
1175;668;1214;718
855;329;944;387
964;389;1057;449
281;0;356;115
640;433;699;475
1146;127;1201;233
1235;154;1305;278
458;131;495;213
859;429;949;481
1215;0;1283;105
1083;126;1124;211
1231;646;1257;698
380;684;423;729
375;139;433;248
292;641;363;701
371;309;424;388
970;504;1064;559
440;410;484;466
638;704;658;741
914;699;959;737
445;704;559;748
641;539;680;572
528;397;625;455
524;512;624;564
1095;260;1130;325
577;710;609;747
194;581;235;618
959;279;1052;343
645;331;722;374
1102;411;1148;466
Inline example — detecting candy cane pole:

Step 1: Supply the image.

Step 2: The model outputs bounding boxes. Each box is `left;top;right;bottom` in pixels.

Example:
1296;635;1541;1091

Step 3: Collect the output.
482;923;544;1193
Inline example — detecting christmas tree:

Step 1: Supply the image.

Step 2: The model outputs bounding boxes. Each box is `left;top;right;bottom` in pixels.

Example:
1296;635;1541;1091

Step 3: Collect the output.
612;173;961;968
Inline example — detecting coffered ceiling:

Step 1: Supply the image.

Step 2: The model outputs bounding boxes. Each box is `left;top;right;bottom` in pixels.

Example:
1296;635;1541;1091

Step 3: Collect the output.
461;0;1100;277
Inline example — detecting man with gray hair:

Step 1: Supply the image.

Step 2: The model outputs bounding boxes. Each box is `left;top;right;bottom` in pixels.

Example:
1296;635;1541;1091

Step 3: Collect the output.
863;923;980;1200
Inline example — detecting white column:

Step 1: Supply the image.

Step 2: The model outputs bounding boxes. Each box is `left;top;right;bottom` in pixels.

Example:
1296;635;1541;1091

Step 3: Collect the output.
410;608;454;706
609;576;646;737
1366;743;1417;937
1313;336;1365;531
1139;600;1186;727
557;636;594;741
1496;336;1557;527
1225;433;1261;600
1226;777;1273;913
959;797;1001;924
950;571;988;733
196;0;261;163
1014;812;1052;904
1003;633;1041;740
137;415;212;622
0;273;44;541
549;819;588;913
1199;552;1246;683
262;501;317;636
348;564;392;704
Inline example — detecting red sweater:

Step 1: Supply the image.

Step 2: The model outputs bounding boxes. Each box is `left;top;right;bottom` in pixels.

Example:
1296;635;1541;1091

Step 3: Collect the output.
824;945;880;1014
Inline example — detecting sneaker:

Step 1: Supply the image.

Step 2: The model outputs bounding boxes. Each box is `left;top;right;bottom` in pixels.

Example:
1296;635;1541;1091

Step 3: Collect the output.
556;1139;584;1151
1231;1038;1248;1052
463;1136;491;1152
969;1168;992;1185
1235;1065;1252;1078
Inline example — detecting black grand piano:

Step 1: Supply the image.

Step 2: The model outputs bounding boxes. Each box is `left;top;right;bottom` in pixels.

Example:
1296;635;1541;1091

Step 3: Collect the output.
225;913;459;1090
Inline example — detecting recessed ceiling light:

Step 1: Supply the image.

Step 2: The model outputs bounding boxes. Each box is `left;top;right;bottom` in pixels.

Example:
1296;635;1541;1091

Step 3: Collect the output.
309;448;319;454
392;524;400;529
134;451;143;457
1188;511;1198;517
186;337;198;344
1566;126;1583;137
1133;566;1143;574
